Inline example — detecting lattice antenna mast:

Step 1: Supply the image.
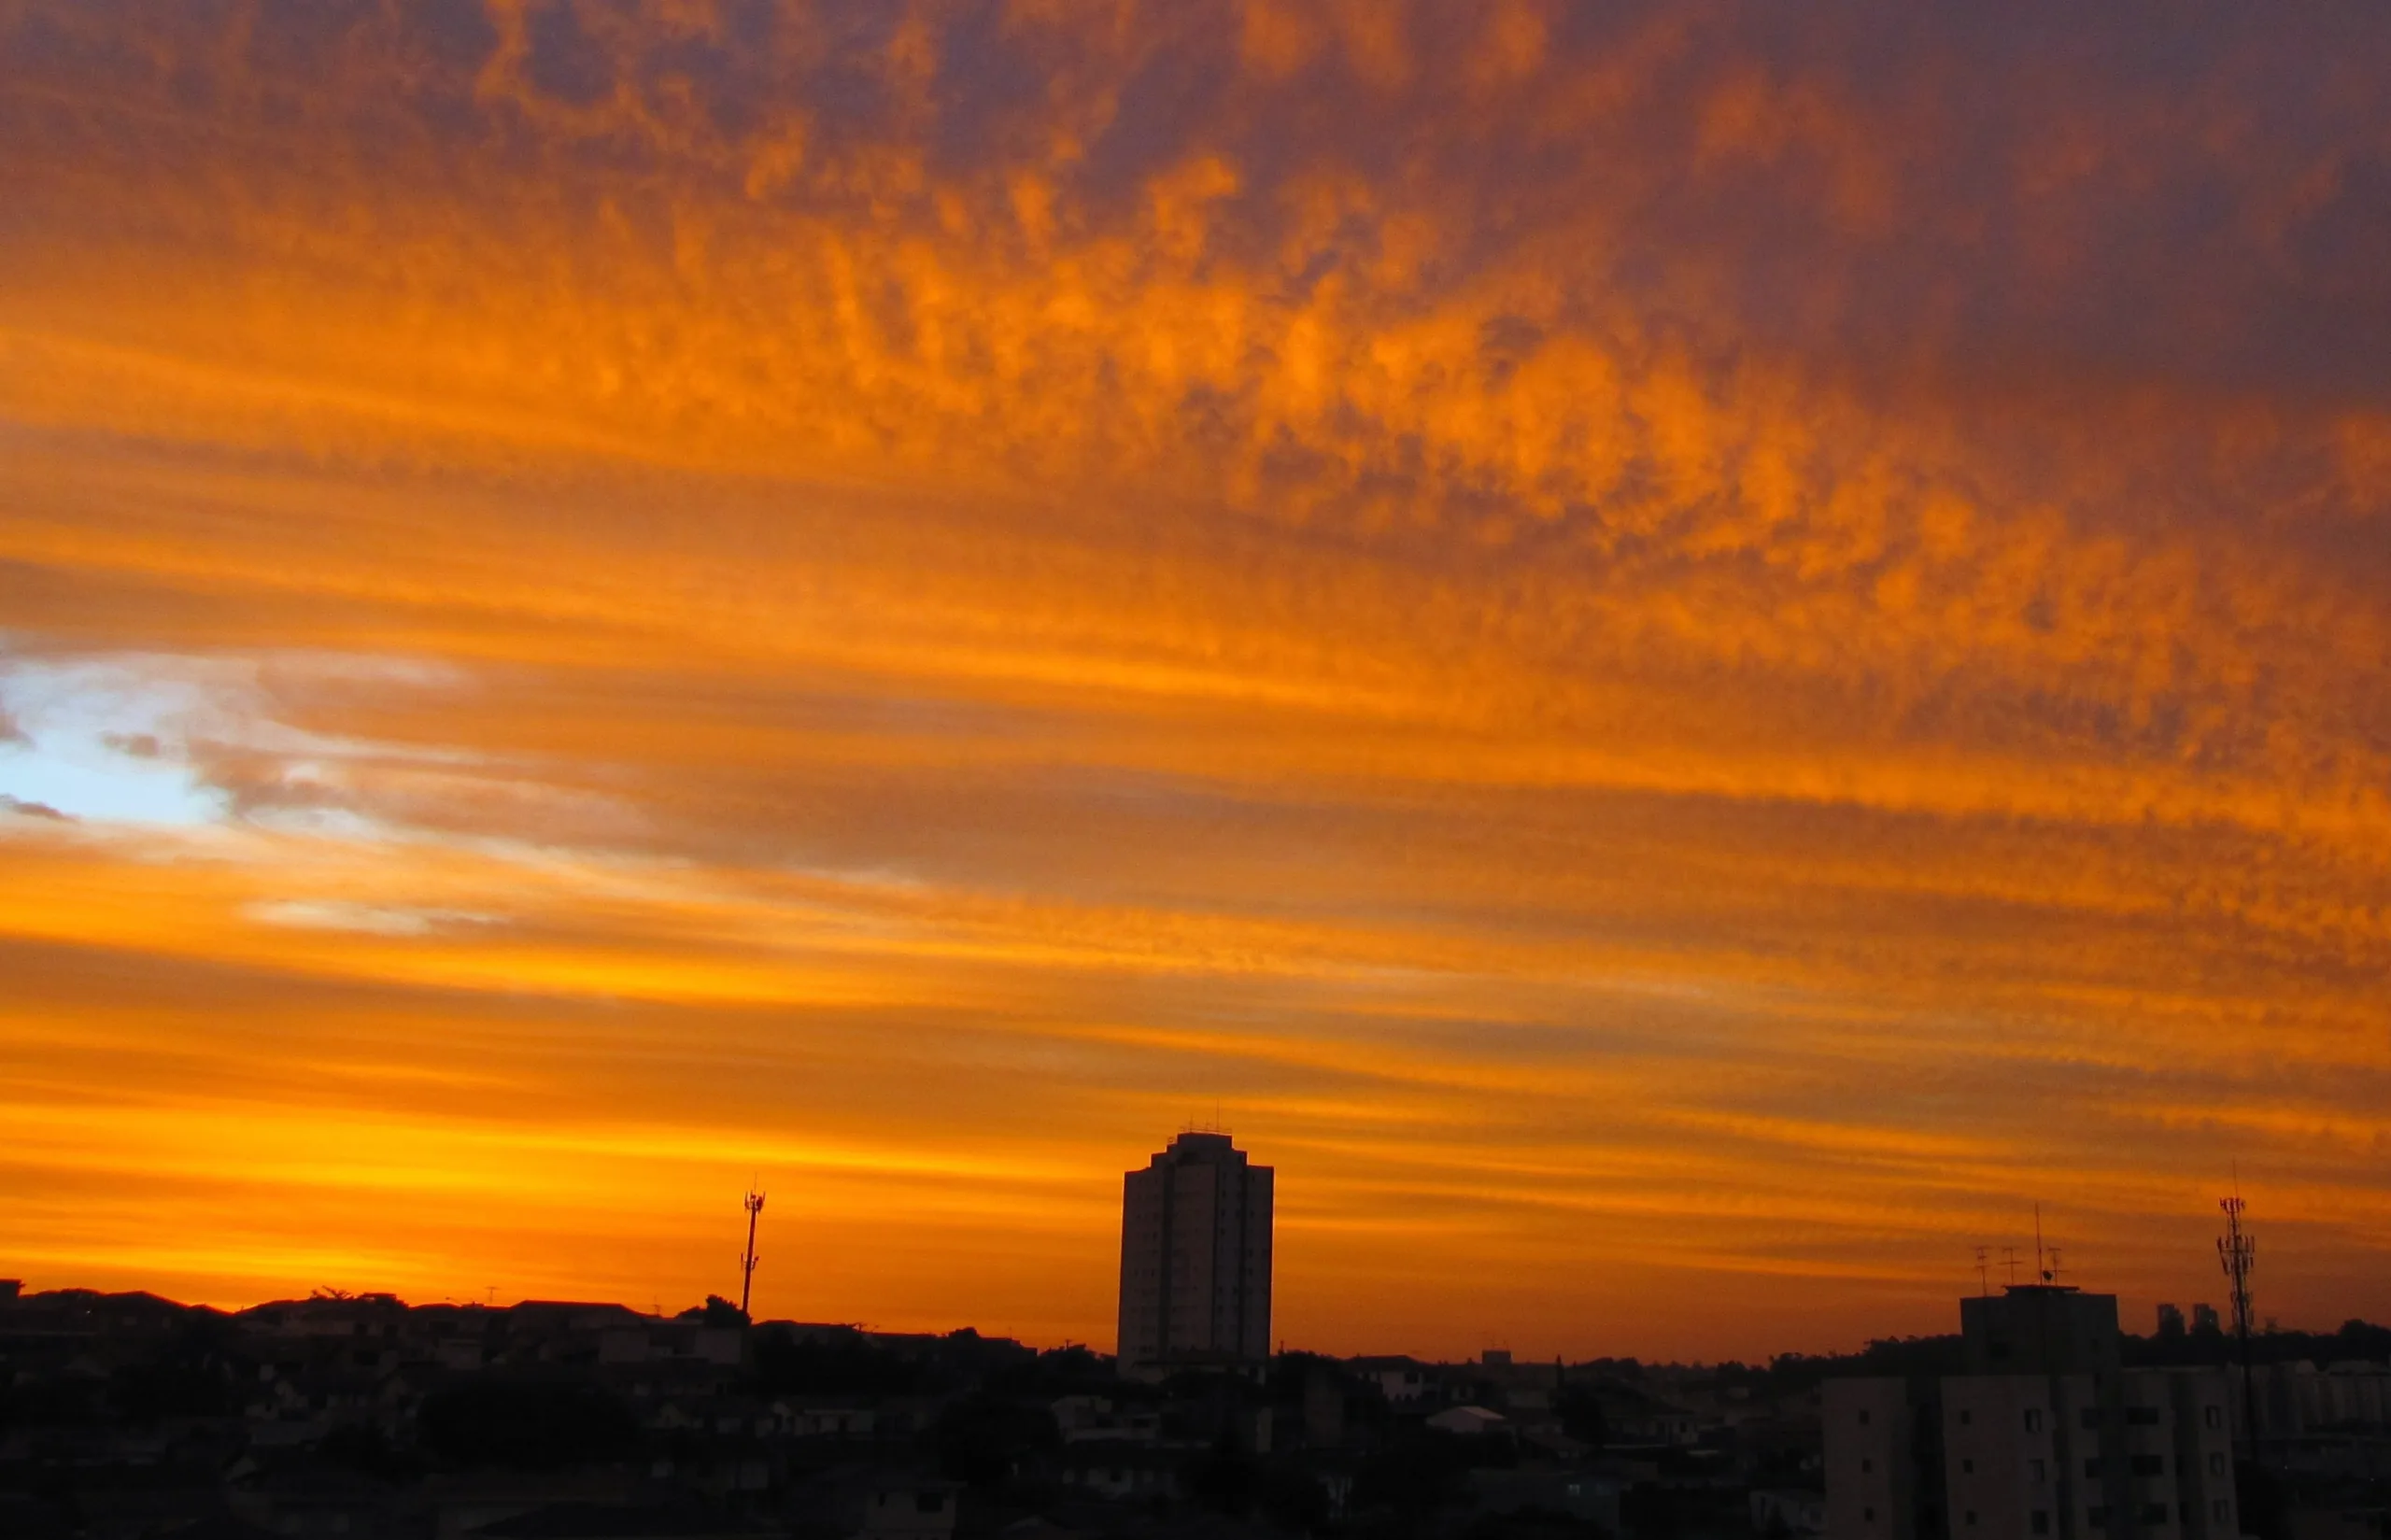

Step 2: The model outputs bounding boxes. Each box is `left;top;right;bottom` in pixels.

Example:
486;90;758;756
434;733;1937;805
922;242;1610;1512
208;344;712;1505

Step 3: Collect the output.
1974;1246;1990;1297
2218;1188;2258;1454
739;1186;767;1321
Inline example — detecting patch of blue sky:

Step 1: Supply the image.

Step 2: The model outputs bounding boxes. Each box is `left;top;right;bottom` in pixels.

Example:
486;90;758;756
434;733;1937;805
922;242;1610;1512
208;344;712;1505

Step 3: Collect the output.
0;658;228;827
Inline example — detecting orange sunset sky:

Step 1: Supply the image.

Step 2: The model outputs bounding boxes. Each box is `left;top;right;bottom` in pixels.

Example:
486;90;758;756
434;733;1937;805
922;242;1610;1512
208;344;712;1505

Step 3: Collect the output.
2;1;2388;1363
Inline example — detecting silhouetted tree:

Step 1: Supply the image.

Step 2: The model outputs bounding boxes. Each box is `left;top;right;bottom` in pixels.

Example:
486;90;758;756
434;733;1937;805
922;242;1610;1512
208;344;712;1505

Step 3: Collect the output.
676;1294;746;1327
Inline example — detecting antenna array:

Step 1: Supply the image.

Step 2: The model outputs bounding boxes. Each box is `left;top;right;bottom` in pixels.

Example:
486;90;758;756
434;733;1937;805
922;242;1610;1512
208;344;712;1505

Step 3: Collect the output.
2217;1194;2255;1341
2218;1183;2261;1457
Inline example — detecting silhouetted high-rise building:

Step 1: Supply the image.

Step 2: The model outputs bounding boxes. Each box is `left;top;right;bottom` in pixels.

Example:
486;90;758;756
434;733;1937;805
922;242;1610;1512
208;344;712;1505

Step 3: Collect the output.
2156;1303;2186;1337
1115;1131;1272;1377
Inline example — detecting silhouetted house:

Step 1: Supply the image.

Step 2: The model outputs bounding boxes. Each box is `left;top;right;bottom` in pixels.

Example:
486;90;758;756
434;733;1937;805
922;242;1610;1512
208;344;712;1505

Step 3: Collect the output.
504;1303;652;1365
1052;1394;1162;1444
1115;1132;1273;1378
1592;1380;1703;1446
1469;1466;1624;1531
1347;1354;1436;1406
1059;1439;1186;1502
1428;1405;1508;1437
600;1322;743;1368
856;1480;961;1540
240;1294;408;1343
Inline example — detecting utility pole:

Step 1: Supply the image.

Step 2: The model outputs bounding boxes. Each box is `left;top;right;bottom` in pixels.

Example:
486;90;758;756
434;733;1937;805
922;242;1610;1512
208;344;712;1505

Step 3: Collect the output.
740;1187;766;1321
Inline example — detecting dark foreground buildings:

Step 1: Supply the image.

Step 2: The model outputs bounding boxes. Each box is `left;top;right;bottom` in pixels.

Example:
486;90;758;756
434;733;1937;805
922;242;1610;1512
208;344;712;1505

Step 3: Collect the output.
3;1247;2385;1539
1825;1286;2239;1540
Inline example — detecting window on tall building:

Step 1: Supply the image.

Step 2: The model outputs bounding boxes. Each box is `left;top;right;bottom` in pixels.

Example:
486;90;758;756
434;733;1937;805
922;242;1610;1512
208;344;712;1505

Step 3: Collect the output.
2204;1406;2224;1430
1862;1460;1874;1474
2212;1501;2229;1521
1966;1512;1978;1527
1860;1410;1873;1426
2025;1409;2044;1433
1960;1410;1974;1425
2032;1514;2050;1536
2207;1453;2227;1476
2031;1460;2047;1482
1963;1460;1975;1475
2082;1408;2102;1430
2140;1505;2169;1525
1864;1509;1876;1523
2088;1508;2110;1529
2131;1455;2164;1476
2128;1407;2161;1427
2086;1459;2103;1477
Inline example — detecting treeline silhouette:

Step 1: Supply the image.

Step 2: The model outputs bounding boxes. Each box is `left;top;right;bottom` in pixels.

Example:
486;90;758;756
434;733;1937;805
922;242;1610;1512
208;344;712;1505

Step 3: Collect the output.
1753;1318;2391;1391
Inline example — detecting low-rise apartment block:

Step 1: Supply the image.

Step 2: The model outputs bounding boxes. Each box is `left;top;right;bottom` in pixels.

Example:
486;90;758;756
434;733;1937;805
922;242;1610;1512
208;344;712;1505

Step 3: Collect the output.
1828;1286;2238;1540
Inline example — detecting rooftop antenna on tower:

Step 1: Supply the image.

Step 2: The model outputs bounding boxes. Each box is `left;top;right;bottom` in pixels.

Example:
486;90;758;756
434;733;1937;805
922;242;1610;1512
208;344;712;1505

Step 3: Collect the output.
2002;1246;2020;1287
2219;1174;2259;1455
2035;1203;2052;1283
739;1184;766;1321
1974;1246;1990;1296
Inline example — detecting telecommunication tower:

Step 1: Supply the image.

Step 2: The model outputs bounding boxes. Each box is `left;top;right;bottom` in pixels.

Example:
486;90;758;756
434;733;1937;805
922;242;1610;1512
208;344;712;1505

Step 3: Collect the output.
739;1187;766;1321
2218;1189;2258;1454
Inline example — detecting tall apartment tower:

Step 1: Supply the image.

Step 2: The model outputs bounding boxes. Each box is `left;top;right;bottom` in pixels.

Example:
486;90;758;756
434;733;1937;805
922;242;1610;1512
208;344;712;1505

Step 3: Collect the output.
1116;1131;1273;1378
